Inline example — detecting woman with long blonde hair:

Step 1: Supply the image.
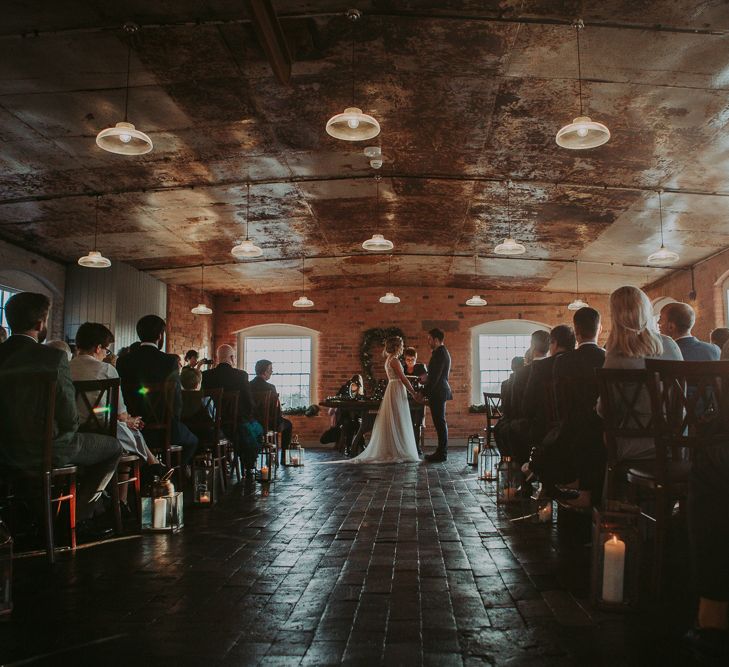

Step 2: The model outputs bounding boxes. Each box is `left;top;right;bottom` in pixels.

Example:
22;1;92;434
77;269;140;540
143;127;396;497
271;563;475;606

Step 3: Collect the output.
348;335;421;463
599;285;682;460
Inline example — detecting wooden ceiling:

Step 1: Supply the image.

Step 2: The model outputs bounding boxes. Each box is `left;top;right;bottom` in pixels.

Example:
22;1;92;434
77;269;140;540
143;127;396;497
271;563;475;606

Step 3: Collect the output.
1;1;729;294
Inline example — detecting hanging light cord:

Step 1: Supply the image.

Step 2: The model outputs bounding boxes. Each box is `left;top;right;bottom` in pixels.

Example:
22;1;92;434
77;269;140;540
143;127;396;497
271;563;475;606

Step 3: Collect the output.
301;255;305;292
506;181;511;237
575;19;584;116
245;183;251;241
388;254;392;290
658;190;665;247
200;264;205;299
575;260;580;295
93;195;100;251
473;255;478;284
351;25;356;106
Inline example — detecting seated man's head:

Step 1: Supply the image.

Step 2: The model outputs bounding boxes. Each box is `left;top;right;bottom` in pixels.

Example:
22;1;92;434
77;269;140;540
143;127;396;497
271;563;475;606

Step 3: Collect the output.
549;324;576;356
184;349;198;366
403;346;418;368
573;306;601;343
658;302;695;340
136;314;166;349
216;344;235;365
710;327;729;349
75;322;115;360
511;356;525;373
5;292;50;342
530;330;550;360
181;367;202;391
255;359;273;380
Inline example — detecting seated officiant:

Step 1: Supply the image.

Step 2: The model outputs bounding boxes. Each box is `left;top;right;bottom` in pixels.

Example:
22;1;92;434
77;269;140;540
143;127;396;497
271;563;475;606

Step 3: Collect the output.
402;347;427;455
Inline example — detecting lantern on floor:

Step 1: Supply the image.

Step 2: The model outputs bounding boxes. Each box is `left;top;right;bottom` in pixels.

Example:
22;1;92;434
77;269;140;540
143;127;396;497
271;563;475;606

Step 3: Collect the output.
257;446;274;483
193;453;214;505
478;443;499;482
590;501;641;610
141;471;184;532
285;435;304;466
535;499;553;524
496;456;518;504
0;518;12;618
466;434;483;467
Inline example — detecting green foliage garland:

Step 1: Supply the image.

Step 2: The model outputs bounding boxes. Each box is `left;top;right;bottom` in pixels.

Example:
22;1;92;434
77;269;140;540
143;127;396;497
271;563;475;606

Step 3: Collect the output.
360;326;406;391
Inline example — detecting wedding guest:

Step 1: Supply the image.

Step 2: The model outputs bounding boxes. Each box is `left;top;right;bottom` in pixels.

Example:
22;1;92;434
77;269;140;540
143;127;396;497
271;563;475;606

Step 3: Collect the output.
180;366;216;443
70;322;160;508
0;293;122;529
331;374;365;455
658;302;719;361
493;356;524;456
250;359;292;465
598;286;682;461
117;315;198;464
202;344;259;469
46;339;72;360
184;349;199;368
0;325;7;343
523;324;576;446
710;327;729;352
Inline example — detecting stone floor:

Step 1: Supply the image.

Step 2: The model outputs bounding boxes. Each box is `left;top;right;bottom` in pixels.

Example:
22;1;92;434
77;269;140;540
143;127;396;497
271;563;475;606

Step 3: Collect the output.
0;448;695;666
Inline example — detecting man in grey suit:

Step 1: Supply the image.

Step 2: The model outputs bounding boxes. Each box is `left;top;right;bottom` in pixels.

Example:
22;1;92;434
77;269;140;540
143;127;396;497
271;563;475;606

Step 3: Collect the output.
658;302;720;361
0;292;122;520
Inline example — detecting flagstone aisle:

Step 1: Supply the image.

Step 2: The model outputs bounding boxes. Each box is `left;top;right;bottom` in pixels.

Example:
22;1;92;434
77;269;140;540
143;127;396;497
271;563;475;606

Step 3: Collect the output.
0;449;689;665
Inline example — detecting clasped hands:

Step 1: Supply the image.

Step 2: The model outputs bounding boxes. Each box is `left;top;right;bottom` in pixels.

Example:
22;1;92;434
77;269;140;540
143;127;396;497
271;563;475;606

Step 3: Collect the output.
412;390;427;404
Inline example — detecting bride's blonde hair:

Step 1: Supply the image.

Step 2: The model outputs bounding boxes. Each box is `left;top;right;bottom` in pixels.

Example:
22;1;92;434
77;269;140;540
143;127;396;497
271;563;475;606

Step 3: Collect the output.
383;335;404;358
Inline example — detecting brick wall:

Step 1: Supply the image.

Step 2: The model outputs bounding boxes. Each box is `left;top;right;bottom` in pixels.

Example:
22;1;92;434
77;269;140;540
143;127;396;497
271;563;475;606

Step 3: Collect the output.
166;284;215;361
645;250;729;341
0;239;67;340
211;286;611;445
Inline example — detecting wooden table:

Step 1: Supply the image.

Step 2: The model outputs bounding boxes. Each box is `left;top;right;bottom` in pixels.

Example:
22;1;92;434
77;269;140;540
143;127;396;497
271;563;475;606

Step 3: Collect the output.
319;398;426;456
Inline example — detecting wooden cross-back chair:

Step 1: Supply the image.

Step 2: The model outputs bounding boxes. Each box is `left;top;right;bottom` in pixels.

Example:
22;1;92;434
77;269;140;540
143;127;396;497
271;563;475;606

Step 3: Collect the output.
74;378;142;535
187;387;227;501
482;392;503;449
219;389;242;481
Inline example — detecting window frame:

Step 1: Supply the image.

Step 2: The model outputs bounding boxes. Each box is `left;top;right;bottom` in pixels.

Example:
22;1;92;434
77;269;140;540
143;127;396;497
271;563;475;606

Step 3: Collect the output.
470;319;549;404
236;324;319;407
0;284;19;331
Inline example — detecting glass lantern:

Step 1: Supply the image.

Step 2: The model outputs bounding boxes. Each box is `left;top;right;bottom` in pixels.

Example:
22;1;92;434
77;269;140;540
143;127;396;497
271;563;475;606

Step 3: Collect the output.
535;499;553;524
478;444;499;481
193;453;214;505
590;501;641;610
285;436;304;467
257;446;274;483
466;434;483;466
496;456;518;504
141;492;184;532
0;518;12;618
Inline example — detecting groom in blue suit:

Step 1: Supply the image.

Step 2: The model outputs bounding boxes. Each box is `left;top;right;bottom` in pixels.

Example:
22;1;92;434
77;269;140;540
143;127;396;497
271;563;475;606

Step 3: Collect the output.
421;328;453;462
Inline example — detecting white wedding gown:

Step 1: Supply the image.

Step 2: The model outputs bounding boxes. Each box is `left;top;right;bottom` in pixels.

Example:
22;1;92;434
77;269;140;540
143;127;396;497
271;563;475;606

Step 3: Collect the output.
351;356;421;464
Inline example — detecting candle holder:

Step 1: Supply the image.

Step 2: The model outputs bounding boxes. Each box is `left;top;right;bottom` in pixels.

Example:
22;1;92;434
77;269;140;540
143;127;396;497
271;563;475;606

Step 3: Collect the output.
141;492;184;532
0;518;12;618
590;501;641;611
496;456;519;504
257;446;274;483
192;453;214;506
285;438;305;467
478;443;499;481
466;434;483;467
535;499;553;524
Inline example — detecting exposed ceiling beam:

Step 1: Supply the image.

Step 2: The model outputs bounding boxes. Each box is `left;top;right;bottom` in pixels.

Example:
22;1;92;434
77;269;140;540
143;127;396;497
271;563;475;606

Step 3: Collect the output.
245;0;292;85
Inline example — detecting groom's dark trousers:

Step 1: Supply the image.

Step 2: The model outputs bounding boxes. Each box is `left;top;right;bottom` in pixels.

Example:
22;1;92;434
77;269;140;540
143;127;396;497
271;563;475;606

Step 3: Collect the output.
424;345;453;454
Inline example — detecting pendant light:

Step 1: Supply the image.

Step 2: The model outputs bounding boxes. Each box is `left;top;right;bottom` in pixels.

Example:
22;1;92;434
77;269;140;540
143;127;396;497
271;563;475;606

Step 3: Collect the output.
567;261;589;310
325;9;380;141
647;190;679;266
231;183;263;259
78;196;111;268
466;255;487;306
191;264;213;315
96;23;153;155
555;19;610;150
293;256;314;308
362;176;393;251
494;181;526;256
379;254;400;304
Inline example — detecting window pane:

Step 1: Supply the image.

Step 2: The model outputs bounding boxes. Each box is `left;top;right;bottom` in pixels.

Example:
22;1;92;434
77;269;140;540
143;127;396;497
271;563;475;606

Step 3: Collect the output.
243;336;312;408
478;333;533;396
0;287;19;331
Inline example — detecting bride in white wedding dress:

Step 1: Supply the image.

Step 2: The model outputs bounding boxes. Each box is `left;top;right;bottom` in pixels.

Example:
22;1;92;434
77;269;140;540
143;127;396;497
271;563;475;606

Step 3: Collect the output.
351;336;421;464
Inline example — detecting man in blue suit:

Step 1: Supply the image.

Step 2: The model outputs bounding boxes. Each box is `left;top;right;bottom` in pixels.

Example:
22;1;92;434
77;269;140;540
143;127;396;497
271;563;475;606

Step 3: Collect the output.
658;302;720;361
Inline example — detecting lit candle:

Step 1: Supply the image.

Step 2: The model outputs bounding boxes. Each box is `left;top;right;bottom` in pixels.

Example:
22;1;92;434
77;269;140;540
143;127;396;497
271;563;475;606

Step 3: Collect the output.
261;465;270;481
472;445;479;464
291;456;299;466
538;502;552;523
500;487;517;501
199;492;211;504
153;497;167;528
602;535;626;603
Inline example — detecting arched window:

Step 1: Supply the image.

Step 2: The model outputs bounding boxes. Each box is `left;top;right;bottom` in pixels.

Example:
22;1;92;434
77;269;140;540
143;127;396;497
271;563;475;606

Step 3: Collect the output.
0;285;18;330
471;319;550;404
236;324;319;408
0;269;61;333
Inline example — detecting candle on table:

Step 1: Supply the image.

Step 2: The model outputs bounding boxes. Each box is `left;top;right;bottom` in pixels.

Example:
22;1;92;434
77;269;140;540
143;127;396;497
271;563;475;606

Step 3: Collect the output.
153;498;167;528
602;535;626;603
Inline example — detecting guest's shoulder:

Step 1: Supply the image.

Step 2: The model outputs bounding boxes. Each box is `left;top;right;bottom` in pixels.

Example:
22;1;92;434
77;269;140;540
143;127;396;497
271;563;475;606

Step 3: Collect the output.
659;335;683;360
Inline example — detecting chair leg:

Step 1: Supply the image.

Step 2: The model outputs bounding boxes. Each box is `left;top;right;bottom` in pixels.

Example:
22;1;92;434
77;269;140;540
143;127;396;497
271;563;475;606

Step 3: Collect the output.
133;460;142;532
42;472;55;564
68;475;77;551
110;470;123;536
652;486;668;599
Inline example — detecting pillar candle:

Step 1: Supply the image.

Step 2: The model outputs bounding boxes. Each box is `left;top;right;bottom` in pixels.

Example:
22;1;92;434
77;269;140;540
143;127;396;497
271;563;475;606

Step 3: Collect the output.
261;466;270;480
153;498;167;529
291;456;299;466
538;502;552;523
472;445;479;463
602;535;626;603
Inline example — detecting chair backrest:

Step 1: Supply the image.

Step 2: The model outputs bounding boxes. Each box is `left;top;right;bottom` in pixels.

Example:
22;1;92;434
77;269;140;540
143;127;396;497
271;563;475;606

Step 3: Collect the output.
74;378;120;437
645;359;729;453
554;374;598;423
220;389;239;436
596;368;656;470
254;390;280;431
203;387;223;441
482;393;503;420
132;381;174;445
